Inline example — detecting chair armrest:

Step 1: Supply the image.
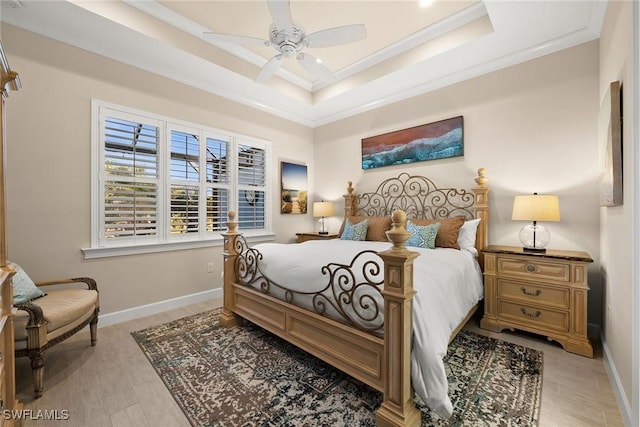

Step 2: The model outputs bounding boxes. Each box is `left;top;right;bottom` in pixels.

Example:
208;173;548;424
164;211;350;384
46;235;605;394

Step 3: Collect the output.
34;277;98;292
14;301;46;327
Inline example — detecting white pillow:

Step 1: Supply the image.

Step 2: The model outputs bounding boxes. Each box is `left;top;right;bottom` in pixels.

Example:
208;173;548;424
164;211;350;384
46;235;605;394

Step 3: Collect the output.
457;218;481;256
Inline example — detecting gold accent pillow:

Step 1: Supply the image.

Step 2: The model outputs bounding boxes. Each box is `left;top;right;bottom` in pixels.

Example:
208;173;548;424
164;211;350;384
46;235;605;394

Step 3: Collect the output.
338;215;392;242
410;216;466;249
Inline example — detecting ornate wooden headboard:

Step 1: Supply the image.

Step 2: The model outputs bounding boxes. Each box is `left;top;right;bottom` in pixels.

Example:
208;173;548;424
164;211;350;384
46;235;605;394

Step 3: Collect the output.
343;168;489;261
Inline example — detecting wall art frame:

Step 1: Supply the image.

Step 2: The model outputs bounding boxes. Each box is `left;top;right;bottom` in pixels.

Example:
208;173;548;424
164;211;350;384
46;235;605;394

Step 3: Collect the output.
280;161;308;214
599;80;623;207
361;115;464;170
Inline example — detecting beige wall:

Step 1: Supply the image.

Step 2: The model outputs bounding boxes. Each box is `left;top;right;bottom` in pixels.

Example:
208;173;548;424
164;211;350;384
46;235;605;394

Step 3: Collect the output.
3;9;635;420
315;41;602;323
1;25;314;315
598;0;635;422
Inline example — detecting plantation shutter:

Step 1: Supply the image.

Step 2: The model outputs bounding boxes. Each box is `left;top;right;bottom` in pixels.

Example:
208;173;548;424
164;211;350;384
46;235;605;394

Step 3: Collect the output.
205;136;230;232
103;116;159;243
92;101;271;252
237;142;266;230
169;130;200;235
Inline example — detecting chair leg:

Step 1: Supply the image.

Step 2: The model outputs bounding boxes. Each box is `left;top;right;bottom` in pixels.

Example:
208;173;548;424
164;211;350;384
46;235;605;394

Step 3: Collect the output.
90;312;98;347
28;350;45;399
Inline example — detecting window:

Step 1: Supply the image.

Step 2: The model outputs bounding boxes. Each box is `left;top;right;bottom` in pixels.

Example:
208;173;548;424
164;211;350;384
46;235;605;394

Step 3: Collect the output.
90;100;270;254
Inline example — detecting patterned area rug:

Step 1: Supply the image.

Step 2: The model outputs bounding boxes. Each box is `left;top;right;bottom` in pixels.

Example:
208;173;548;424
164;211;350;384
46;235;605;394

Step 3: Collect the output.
132;309;543;426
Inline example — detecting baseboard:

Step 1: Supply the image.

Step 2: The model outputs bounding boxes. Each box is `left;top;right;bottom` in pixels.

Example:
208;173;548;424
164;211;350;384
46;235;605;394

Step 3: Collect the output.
601;334;633;426
98;288;222;328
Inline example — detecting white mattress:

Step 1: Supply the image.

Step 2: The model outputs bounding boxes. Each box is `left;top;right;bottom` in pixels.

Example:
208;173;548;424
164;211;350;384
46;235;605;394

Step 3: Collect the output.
249;239;484;419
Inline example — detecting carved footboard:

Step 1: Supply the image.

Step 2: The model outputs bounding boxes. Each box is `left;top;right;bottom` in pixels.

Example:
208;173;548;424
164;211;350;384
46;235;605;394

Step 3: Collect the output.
221;210;421;426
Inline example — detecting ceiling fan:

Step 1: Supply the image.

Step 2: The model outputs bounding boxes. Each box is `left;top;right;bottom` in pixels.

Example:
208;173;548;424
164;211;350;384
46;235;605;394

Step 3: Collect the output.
203;0;367;83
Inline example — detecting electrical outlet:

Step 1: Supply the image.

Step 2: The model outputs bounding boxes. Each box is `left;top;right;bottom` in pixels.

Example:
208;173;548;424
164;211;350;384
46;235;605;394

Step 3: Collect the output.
207;262;215;273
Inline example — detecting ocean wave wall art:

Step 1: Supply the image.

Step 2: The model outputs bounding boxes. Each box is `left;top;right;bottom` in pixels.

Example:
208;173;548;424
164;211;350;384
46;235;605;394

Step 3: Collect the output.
361;116;463;170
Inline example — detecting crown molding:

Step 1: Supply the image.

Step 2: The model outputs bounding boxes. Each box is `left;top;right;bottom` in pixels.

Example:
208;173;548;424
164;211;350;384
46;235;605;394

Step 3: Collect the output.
0;0;607;129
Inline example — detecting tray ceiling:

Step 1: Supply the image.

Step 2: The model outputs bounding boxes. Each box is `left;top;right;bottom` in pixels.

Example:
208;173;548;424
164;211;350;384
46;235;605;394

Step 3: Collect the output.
0;0;606;127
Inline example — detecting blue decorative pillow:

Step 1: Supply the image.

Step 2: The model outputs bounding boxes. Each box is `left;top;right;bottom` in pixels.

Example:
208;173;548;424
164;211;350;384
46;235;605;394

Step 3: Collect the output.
340;219;368;241
11;264;45;304
406;220;441;249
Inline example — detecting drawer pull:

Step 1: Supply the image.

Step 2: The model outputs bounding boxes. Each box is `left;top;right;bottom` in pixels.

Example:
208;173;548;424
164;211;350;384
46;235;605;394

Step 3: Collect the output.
520;287;541;297
526;264;537;273
520;308;542;318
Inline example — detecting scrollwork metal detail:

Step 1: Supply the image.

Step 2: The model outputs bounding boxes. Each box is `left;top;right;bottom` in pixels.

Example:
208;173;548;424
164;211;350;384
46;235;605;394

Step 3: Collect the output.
354;173;475;220
233;239;385;333
316;250;384;331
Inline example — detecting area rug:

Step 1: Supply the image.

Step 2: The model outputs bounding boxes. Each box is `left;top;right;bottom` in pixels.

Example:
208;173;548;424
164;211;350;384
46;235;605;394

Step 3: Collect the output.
132;309;542;426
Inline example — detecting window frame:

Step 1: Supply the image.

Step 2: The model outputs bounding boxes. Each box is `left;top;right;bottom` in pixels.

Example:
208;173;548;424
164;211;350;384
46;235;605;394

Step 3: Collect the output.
85;99;273;259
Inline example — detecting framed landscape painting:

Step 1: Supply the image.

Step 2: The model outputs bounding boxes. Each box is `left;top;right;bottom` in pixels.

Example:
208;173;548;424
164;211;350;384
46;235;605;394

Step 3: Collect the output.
361;116;464;170
280;161;308;214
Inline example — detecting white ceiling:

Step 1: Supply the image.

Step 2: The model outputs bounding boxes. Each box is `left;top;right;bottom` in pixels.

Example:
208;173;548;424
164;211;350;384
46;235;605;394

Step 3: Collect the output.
0;0;607;127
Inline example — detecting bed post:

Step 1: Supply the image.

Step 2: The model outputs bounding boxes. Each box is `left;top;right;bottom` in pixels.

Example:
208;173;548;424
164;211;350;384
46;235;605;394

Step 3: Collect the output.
220;211;241;327
472;168;489;268
343;181;357;217
376;210;421;427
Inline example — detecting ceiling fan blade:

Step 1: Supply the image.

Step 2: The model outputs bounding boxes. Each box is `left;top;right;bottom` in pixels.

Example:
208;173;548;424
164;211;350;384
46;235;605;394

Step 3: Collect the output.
256;54;284;83
297;53;333;81
305;24;367;48
203;32;270;47
266;0;293;30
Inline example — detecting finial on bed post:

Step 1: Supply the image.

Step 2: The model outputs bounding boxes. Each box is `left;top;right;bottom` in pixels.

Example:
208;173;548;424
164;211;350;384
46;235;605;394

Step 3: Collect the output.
376;208;421;426
343;181;356;217
227;210;238;234
472;168;489;269
385;210;411;252
220;210;241;327
475;167;488;188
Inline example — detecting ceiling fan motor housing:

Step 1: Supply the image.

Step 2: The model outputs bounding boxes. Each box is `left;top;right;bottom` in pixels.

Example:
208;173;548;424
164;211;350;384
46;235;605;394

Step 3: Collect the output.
269;23;306;56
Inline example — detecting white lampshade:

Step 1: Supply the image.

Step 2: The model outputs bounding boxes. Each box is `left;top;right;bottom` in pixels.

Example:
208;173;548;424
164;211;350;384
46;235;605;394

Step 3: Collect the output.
512;193;560;252
512;194;560;222
313;201;334;218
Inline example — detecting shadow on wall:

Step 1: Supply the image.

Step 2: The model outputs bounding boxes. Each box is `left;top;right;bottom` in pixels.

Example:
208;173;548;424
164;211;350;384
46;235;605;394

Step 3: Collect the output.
598;266;608;338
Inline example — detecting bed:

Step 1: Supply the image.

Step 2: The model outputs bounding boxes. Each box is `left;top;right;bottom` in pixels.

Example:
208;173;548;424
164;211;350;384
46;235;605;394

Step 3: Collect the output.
220;169;489;426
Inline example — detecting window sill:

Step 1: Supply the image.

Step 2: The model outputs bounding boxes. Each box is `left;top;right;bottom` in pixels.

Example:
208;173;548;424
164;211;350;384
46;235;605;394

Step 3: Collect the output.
81;233;276;259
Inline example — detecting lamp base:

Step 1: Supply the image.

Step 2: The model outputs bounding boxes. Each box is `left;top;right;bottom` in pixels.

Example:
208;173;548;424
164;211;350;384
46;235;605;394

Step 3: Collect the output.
519;223;551;252
318;231;328;235
523;246;546;253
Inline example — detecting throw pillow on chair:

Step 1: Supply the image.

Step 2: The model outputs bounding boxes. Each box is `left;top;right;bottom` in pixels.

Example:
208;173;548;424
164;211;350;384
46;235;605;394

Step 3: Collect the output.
11;264;99;398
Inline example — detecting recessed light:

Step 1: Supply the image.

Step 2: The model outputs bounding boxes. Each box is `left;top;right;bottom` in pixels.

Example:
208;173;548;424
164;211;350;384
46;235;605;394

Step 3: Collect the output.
419;0;433;8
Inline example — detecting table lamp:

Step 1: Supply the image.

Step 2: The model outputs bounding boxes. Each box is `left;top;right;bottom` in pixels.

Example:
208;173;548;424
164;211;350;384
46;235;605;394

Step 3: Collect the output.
512;193;560;252
313;201;334;234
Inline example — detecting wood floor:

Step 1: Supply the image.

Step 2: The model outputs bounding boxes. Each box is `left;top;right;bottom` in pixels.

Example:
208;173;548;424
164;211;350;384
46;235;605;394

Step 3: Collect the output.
14;298;624;426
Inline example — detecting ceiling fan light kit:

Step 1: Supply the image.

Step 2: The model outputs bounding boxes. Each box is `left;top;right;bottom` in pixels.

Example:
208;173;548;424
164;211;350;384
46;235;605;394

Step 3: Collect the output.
203;0;366;84
269;22;305;56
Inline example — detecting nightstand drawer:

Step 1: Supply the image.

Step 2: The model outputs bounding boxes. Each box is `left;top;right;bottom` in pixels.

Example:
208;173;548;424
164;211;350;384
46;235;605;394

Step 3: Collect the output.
497;279;569;309
497;257;570;282
498;300;569;332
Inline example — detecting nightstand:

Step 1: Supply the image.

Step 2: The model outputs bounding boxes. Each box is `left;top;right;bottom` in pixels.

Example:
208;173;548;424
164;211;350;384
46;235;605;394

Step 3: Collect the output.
295;232;338;243
480;245;594;357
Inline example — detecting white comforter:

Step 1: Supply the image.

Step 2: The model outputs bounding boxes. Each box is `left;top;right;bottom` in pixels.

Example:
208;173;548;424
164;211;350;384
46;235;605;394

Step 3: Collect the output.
250;239;484;419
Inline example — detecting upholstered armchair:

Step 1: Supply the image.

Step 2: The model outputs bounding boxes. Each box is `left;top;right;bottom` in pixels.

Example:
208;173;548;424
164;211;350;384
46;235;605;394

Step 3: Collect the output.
13;272;99;398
